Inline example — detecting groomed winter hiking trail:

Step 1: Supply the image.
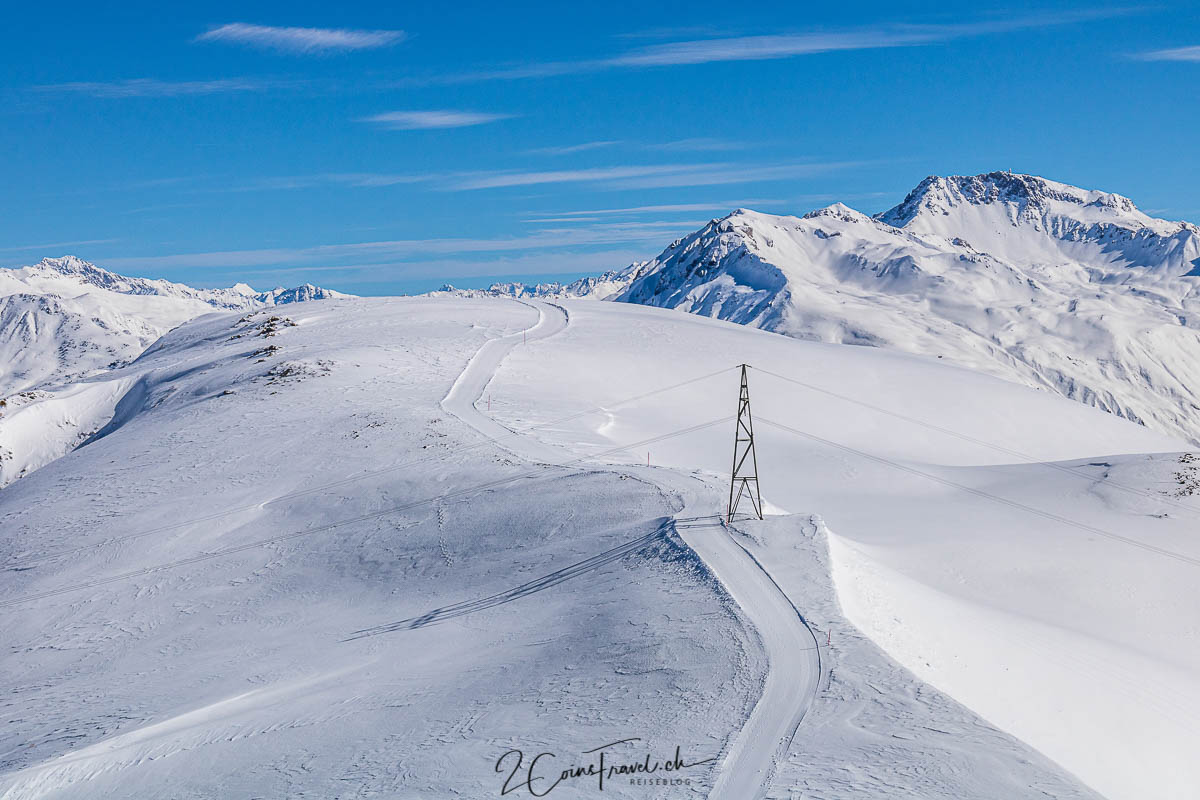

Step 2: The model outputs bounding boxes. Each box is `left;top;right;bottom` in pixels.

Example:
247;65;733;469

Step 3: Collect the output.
440;298;822;800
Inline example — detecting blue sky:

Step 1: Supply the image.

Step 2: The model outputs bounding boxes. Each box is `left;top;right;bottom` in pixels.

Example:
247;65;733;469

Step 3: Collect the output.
2;2;1197;294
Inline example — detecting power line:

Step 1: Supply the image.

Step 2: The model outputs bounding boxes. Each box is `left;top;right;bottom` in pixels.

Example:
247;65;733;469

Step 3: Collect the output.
0;418;729;609
756;416;1200;570
3;366;737;571
750;365;1199;517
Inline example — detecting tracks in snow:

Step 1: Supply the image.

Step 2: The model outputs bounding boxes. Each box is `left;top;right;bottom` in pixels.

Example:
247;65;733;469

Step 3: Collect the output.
438;298;822;800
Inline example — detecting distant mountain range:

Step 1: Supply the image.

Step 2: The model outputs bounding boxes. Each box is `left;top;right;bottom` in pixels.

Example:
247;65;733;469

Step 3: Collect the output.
471;172;1200;444
8;169;1200;457
0;255;346;397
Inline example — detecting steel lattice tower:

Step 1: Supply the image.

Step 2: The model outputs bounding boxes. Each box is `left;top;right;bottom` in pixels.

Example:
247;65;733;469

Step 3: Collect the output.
727;364;763;522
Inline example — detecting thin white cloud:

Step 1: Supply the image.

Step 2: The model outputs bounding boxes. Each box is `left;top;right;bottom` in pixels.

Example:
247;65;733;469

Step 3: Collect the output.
116;202;204;216
610;10;1138;66
33;78;288;98
526;140;623;156
99;220;706;271
207;160;860;194
0;238;119;254
229;172;431;191
649;138;744;152
614;25;734;41
610;31;928;66
608;161;863;190
1137;45;1200;61
395;9;1138;85
522;216;612;223
523;216;717;227
526;138;741;157
361;110;514;130
450;164;724;190
328;173;432;187
528;201;773;219
196;23;405;54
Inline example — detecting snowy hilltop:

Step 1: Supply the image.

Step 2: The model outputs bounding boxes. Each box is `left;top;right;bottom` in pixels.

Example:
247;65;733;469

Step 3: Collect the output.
0;256;346;486
1;295;1194;799
479;172;1200;443
0;255;347;397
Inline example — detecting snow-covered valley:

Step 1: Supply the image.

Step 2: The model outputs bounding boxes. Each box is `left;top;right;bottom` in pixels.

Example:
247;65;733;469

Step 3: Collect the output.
2;294;1197;798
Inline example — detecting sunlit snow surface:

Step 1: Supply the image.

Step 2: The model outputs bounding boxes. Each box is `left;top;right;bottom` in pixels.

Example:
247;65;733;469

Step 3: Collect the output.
489;299;1199;800
499;173;1200;449
0;257;344;486
1;296;1196;799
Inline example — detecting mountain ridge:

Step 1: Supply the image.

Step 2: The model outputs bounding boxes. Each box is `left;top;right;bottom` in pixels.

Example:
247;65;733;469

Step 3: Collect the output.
0;255;348;397
472;172;1200;443
18;255;347;308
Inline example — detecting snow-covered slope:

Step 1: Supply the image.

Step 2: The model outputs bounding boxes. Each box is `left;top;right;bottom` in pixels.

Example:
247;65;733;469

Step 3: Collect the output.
0;255;347;396
0;257;346;486
8;295;1184;799
499;173;1200;445
485;299;1199;800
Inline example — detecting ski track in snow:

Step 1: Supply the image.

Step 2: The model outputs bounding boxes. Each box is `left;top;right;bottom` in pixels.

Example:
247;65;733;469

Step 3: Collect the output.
439;297;821;800
1;298;765;799
2;294;1181;798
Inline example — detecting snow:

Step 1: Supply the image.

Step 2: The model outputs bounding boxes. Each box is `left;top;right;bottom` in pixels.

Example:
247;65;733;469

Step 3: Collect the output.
484;299;1199;800
0;256;347;397
2;290;1197;798
439;300;822;798
0;378;135;486
0;299;763;799
0;257;346;486
492;172;1200;447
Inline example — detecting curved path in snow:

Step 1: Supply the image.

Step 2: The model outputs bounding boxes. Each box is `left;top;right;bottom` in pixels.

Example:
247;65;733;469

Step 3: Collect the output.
440;298;822;799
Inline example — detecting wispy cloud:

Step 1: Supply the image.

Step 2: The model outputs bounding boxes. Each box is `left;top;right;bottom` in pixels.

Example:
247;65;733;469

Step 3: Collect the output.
229;172;430;191
196;23;406;54
33;78;290;98
0;238;119;254
526;140;623;156
608;30;926;67
100;220;705;272
451;161;859;191
1137;45;1200;61
526;138;742;157
395;9;1137;85
451;164;721;190
607;161;864;190
230;164;742;192
649;137;743;152
528;201;774;220
609;10;1137;66
614;25;735;41
196;159;861;195
361;110;514;130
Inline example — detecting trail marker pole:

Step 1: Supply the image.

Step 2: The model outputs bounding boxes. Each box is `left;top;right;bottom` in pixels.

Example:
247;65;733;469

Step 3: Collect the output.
727;364;764;523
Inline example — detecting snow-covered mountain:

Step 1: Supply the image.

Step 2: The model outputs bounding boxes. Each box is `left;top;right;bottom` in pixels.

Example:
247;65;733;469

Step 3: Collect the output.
435;271;632;301
0;256;346;486
1;295;1195;799
490;173;1200;444
0;255;346;396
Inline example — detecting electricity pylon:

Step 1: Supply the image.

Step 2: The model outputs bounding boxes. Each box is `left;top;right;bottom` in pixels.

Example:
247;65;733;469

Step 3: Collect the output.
727;364;763;522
